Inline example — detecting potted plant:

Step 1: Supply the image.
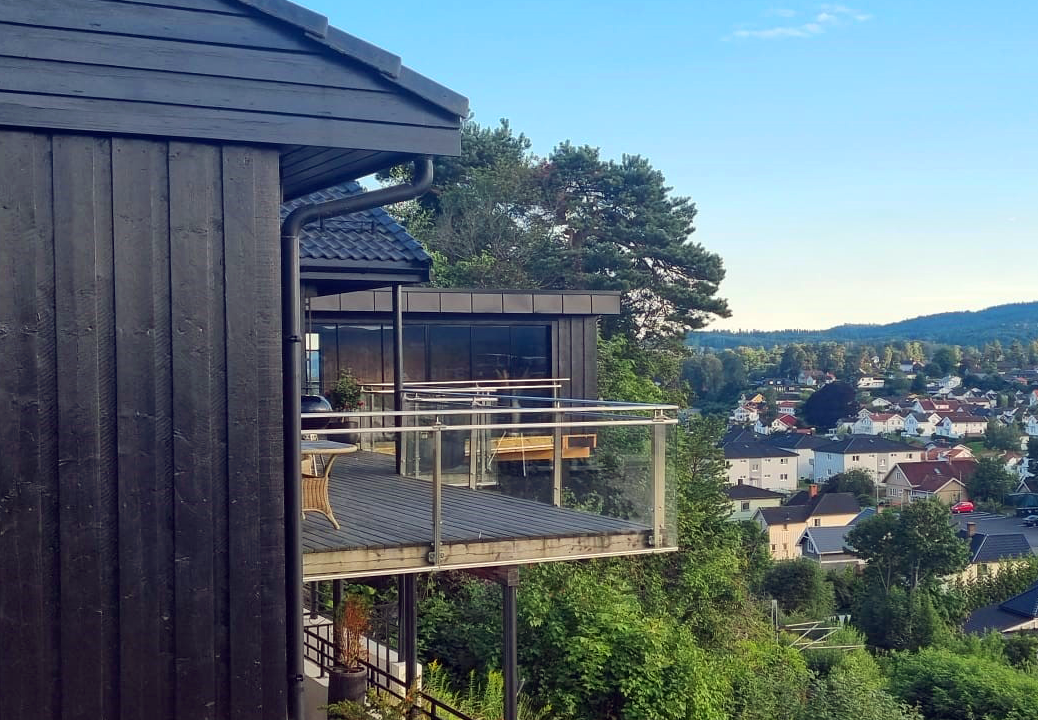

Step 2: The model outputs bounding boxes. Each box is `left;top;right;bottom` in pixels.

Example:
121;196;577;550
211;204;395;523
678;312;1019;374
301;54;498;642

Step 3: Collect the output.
327;368;365;444
327;594;371;711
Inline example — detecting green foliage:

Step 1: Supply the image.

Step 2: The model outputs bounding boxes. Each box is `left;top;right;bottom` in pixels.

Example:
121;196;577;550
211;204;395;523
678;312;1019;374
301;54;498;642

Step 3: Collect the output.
406;120;731;343
888;647;1038;720
802;382;857;429
764;560;836;619
722;641;810;720
968;456;1017;503
422;661;550;720
328;367;363;411
825;566;861;613
822;468;876;506
847;501;969;592
418;575;502;679
985;421;1022;451
945;554;1038;622
598;335;667;404
799;650;922;720
852;582;949;651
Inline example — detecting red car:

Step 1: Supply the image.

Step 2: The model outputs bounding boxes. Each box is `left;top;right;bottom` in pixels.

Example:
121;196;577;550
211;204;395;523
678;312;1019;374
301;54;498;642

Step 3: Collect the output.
951;501;975;514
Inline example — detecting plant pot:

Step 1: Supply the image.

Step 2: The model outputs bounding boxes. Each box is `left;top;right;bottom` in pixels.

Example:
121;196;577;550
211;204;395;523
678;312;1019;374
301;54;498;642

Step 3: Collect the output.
328;664;367;708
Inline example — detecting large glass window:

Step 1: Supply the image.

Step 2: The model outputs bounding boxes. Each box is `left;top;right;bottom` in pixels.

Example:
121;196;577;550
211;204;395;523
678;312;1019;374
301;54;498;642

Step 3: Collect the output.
429;326;471;382
511;326;549;379
472;326;511;380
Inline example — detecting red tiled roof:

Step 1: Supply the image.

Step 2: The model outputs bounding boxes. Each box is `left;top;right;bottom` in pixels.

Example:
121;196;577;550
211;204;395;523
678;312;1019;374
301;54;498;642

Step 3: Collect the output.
894;460;978;488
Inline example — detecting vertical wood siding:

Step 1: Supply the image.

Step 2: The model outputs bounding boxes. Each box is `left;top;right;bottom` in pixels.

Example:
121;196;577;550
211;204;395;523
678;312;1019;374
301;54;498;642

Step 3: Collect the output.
0;130;286;720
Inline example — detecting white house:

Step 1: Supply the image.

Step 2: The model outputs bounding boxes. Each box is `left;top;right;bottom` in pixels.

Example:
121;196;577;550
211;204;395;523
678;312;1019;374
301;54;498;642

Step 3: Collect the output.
904;412;941;437
871;397;893;409
1025;415;1038;437
857;377;886;390
812;435;922;482
723;441;799;492
852;412;905;436
935;414;988;439
730;405;759;424
766;433;831;481
1030;390;1038;407
938;375;963;390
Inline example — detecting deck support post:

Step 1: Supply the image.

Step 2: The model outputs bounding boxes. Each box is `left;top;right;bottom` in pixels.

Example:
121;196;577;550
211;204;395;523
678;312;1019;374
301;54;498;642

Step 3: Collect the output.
402;574;418;699
393;284;405;475
651;419;667;548
502;570;519;720
430;424;443;565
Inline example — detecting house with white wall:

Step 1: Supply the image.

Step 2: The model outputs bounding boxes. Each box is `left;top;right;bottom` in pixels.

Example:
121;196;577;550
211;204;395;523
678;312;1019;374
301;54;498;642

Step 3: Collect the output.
853;412;905;436
812;435;922;482
936;414;988;439
1025;415;1038;437
723;442;799;492
766;432;831;481
730;405;759;424
726;484;785;522
904;412;941;437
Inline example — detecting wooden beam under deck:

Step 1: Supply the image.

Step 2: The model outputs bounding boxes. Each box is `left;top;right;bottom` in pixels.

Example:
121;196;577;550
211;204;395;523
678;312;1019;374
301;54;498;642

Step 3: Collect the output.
301;451;674;580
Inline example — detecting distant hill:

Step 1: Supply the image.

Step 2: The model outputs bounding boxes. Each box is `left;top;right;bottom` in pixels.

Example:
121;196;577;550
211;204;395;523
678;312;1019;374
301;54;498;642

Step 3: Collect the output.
688;302;1038;349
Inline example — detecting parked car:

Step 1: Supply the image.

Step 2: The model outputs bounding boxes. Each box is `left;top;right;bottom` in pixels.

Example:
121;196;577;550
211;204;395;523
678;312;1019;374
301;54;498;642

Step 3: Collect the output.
951;501;975;514
1024;515;1038;528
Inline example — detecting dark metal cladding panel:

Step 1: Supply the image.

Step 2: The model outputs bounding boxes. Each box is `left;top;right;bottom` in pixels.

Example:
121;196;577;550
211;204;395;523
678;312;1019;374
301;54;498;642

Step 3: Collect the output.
532;293;563;314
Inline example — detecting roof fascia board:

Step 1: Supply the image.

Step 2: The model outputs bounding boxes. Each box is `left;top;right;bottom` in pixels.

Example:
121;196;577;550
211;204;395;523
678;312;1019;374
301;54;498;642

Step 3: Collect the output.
233;0;467;118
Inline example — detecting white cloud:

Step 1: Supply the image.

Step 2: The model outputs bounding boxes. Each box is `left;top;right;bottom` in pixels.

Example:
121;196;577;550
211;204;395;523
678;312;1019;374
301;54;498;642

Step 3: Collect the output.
724;4;872;40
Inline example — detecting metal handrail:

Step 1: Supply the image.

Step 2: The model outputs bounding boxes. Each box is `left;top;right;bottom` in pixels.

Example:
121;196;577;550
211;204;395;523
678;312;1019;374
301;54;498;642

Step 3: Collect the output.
302;624;478;720
303;403;679;420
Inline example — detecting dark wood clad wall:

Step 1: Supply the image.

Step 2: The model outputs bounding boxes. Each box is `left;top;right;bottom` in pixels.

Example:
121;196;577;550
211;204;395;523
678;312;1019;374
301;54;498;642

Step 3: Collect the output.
0;0;459;155
553;316;600;400
0;130;286;720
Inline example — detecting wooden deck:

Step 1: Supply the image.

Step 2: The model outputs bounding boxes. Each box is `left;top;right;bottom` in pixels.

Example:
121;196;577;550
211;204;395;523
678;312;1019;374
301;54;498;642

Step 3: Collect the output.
301;451;661;579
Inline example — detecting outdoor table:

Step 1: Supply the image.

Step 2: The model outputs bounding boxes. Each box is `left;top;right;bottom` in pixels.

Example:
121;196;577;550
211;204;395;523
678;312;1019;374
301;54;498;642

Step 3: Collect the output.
301;440;357;530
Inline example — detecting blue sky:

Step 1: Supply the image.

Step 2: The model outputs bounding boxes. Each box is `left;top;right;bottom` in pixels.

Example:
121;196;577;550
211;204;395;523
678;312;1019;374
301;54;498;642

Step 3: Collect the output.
310;1;1037;331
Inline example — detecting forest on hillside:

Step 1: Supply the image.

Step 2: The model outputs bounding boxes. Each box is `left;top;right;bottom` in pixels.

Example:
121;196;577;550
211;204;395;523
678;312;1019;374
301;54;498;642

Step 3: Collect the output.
688;302;1038;349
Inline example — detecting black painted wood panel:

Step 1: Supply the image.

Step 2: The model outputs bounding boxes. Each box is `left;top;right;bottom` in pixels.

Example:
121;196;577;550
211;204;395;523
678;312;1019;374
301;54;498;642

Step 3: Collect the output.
112;137;176;720
0;130;286;720
0;131;61;720
53;134;120;720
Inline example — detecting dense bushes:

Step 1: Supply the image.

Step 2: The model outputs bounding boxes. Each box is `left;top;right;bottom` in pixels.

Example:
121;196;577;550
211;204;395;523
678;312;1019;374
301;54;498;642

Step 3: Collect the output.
888;648;1038;720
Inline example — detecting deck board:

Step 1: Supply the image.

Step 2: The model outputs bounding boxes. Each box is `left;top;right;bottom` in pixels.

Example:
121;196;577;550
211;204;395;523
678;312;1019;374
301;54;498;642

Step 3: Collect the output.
301;451;652;575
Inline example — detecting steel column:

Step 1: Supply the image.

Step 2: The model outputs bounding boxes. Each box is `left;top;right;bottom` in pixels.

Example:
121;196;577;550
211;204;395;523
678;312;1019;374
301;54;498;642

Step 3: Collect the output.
430;425;443;565
393;284;405;474
403;574;418;696
503;580;518;720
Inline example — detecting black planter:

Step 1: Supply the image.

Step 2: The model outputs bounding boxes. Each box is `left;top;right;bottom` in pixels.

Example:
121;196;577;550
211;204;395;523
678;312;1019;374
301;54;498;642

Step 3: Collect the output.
328;664;367;711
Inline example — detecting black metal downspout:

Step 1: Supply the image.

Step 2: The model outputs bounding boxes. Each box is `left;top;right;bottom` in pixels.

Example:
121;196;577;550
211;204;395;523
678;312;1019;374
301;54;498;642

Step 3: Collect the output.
280;157;434;720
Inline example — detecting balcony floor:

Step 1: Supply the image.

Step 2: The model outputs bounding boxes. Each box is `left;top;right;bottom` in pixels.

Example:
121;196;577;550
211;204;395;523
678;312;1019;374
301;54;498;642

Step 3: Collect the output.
302;451;663;579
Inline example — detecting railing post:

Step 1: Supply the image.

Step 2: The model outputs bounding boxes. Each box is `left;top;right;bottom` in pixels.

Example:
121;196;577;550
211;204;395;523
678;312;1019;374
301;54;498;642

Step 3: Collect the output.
552;399;563;507
651;418;667;548
429;422;443;565
468;406;479;491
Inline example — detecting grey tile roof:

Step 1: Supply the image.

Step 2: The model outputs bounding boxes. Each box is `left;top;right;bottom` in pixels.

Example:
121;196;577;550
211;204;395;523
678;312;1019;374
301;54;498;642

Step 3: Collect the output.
725;484;786;500
1001;581;1038;618
721;427;765;445
281;182;432;268
723;442;798;460
958;531;1033;564
758;491;860;525
963;604;1033;634
814;435;918;454
766;432;830;450
801;526;855;555
849;507;877;525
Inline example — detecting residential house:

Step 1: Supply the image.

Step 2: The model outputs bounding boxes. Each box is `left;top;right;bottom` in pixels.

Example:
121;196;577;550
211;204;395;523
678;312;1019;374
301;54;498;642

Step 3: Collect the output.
1025;415;1038;437
726;483;785;522
871;397;893;409
881;460;976;505
754;489;861;560
777;400;800;415
964;580;1038;635
857;376;886;390
852;412;906;436
731;405;760;424
1030;390;1038;407
913;398;965;414
955;524;1033;581
771;414;799;433
812;435;922;482
797;508;875;567
0;1;473;717
721;427;766;445
723;442;799;492
904;412;941;437
766;432;832;480
936;413;988;439
923;444;975;461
